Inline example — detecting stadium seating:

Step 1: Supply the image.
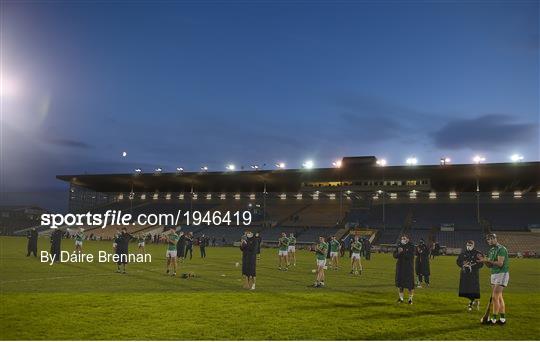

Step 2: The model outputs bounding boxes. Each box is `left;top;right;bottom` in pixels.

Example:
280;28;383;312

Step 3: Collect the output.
345;198;539;232
263;201;311;225
373;229;402;245
479;202;540;230
282;202;349;227
494;231;540;254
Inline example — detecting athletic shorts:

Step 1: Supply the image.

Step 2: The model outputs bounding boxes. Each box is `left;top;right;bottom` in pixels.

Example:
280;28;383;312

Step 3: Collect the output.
138;242;145;247
112;243;117;248
166;250;177;258
316;259;326;267
491;272;509;287
75;241;83;246
351;252;361;260
288;246;296;252
330;251;338;257
278;250;288;256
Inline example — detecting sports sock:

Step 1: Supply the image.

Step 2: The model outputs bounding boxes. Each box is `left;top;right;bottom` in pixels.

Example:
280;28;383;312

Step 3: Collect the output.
399;294;404;300
500;313;505;319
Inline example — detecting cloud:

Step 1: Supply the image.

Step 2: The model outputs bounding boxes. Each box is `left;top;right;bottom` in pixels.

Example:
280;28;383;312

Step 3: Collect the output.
432;114;539;151
334;94;447;143
339;111;401;141
42;137;93;149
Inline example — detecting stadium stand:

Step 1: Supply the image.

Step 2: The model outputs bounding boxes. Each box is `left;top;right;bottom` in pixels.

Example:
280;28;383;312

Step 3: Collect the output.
0;206;46;235
45;159;539;254
494;231;540;254
373;229;402;245
282;202;349;227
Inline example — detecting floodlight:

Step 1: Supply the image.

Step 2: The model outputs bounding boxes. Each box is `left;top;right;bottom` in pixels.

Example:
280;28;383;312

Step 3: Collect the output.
473;155;486;164
510;154;524;163
376;159;387;166
303;160;314;169
406;157;418;166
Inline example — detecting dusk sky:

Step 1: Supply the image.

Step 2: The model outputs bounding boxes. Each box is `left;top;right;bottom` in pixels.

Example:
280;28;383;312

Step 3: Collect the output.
1;0;539;195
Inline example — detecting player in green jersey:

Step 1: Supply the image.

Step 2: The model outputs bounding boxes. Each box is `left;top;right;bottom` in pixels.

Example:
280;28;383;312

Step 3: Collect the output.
329;236;341;270
278;232;289;271
74;228;85;254
137;234;146;254
350;235;363;275
478;233;509;324
312;236;329;287
165;229;180;276
288;233;297;267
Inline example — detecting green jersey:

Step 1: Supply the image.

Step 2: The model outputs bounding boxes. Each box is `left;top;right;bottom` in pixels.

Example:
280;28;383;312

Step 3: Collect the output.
167;233;179;251
487;244;509;274
316;242;328;260
330;240;340;252
75;233;84;242
278;237;289;251
288;236;296;246
351;240;362;253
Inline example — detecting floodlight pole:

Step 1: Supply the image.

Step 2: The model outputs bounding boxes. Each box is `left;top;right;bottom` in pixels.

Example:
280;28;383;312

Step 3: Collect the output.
476;176;480;224
339;188;343;220
263;182;267;222
190;184;194;212
382;167;386;231
130;181;134;216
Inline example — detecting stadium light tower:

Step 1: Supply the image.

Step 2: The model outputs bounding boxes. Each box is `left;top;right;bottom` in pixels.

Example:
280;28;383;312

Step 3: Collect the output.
510;154;524;163
201;166;208;172
250;164;259;170
406;157;418;166
302;160;314;169
440;157;451;165
134;168;142;173
473;155;486;164
376;158;388;229
275;162;286;169
226;164;236;171
332;160;342;168
154;167;162;174
176;167;184;173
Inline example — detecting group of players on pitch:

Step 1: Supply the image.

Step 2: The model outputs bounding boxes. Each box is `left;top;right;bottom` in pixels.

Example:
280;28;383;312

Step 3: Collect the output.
66;227;510;325
393;232;509;325
276;232;364;288
280;231;510;324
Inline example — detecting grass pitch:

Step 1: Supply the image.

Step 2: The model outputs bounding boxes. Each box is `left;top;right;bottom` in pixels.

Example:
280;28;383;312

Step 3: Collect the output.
1;236;539;340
